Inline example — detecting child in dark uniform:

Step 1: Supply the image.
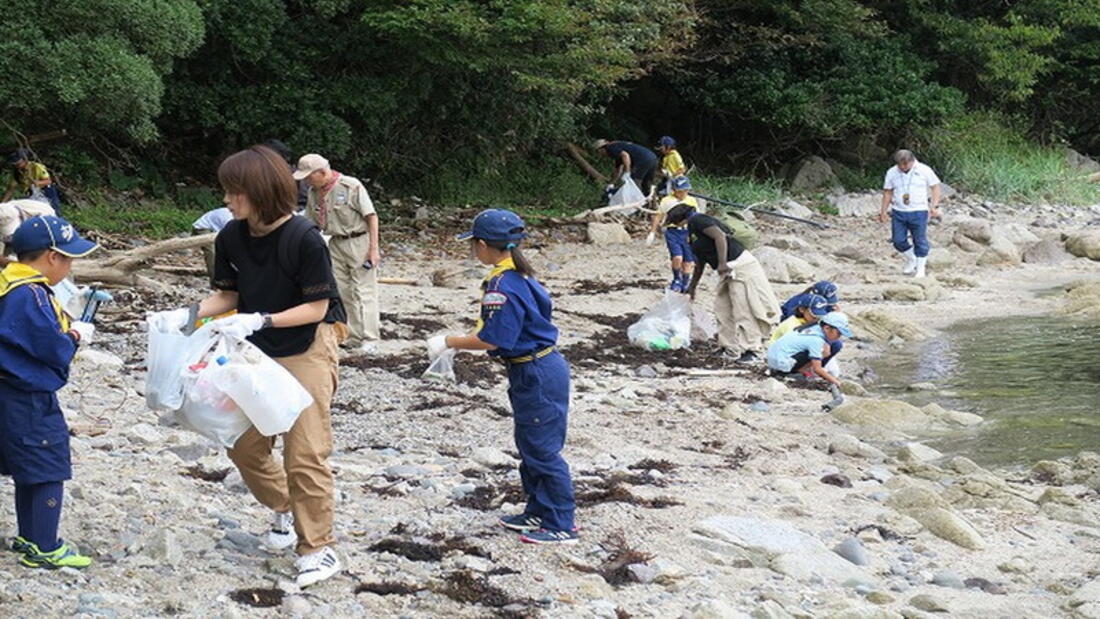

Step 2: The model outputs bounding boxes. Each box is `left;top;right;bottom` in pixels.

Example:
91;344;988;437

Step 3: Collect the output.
427;209;577;544
0;215;98;568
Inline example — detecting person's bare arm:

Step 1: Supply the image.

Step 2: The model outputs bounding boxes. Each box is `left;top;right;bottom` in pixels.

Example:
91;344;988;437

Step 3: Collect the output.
648;212;665;236
618;151;632;179
197;290;239;318
879;189;893;224
366;213;381;265
702;225;731;277
929;184;942;218
686;261;706;300
269;299;329;327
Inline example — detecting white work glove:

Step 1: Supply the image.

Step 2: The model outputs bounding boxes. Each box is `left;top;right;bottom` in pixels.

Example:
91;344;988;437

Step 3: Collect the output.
150;307;192;333
427;334;450;360
70;321;95;345
211;313;265;340
645;231;656;246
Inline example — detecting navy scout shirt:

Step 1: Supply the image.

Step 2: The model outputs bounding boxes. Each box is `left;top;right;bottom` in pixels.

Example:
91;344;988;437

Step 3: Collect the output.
476;259;558;359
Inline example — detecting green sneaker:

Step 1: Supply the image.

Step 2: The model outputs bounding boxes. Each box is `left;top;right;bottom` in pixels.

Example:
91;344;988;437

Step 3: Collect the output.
9;536;32;554
19;541;92;569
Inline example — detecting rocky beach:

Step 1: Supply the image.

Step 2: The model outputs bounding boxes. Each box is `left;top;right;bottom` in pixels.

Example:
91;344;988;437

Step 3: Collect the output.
2;193;1100;619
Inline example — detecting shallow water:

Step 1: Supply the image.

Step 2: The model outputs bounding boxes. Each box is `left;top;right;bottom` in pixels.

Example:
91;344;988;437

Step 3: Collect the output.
871;316;1100;467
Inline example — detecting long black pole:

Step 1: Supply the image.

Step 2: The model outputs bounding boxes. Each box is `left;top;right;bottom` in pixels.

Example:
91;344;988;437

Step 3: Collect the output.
688;191;829;230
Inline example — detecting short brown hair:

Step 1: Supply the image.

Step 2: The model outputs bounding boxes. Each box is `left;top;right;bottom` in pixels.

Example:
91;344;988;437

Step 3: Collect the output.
217;145;297;225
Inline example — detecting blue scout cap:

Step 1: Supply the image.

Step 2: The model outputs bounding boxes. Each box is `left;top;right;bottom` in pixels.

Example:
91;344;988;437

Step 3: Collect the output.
10;215;98;257
657;136;676;147
820;311;852;338
456;208;527;243
812;280;839;305
804;294;830;317
671;176;692;190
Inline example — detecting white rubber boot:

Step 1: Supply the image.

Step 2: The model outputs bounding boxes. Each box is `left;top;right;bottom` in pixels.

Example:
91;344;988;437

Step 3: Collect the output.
900;248;917;274
914;256;927;278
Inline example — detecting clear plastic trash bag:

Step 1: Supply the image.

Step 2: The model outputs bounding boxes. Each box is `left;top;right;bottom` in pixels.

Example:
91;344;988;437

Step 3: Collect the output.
208;336;313;436
145;318;219;411
627;290;692;350
422;348;457;382
609;175;646;209
691;307;719;342
176;335;252;448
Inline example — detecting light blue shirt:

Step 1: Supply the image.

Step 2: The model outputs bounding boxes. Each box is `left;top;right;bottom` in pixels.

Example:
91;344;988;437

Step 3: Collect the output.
767;324;829;372
192;207;233;232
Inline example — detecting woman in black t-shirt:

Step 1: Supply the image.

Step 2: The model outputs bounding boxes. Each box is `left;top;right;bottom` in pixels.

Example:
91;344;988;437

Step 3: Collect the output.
666;203;781;364
154;145;346;588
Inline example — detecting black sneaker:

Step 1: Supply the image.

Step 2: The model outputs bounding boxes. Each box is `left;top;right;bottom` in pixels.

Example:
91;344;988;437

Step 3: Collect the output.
499;513;542;532
735;351;760;365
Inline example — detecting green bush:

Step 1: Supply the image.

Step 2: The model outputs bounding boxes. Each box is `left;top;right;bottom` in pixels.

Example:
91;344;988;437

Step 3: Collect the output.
68;191;204;239
419;154;596;214
689;173;784;207
919;112;1099;204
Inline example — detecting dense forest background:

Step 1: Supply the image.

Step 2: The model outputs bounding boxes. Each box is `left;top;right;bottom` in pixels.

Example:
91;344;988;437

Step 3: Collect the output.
2;0;1098;217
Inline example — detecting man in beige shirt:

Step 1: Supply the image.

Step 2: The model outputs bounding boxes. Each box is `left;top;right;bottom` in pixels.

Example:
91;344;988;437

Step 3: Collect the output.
294;154;381;348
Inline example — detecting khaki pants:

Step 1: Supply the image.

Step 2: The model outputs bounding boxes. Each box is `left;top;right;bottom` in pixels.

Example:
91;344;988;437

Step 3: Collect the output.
227;322;345;554
714;252;780;354
329;235;380;343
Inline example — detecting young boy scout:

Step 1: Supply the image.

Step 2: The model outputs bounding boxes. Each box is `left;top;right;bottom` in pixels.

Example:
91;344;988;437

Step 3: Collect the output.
0;215;97;568
295;154;381;349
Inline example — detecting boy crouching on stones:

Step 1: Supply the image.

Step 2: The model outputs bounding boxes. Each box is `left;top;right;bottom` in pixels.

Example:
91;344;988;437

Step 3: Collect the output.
0;216;97;568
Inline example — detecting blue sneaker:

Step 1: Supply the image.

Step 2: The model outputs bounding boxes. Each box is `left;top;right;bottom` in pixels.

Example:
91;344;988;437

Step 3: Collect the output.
669;278;683;293
519;528;580;545
9;536;31;554
499;513;542;532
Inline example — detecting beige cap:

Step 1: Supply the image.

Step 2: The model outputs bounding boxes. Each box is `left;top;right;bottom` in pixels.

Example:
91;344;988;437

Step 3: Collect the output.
292;153;330;180
592;139;610;150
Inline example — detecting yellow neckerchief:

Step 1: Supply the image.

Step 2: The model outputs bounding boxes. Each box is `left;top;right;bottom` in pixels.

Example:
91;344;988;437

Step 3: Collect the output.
475;256;517;333
483;255;516;283
0;262;69;331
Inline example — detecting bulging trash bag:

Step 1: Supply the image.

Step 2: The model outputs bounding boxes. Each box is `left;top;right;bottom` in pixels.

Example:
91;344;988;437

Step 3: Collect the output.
145;317;219;411
208;337;313;436
177;336;252;448
691;307;719;342
627;290;692;351
422;348;457;382
609;176;646;209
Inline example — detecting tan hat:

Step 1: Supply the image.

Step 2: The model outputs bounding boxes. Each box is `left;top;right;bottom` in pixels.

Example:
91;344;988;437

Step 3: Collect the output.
292;153;330;180
592;139;610;150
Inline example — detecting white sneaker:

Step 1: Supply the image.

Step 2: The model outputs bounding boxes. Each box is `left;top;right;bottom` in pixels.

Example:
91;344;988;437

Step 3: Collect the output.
295;546;341;587
914;256;927;279
266;511;297;552
900;248;917;274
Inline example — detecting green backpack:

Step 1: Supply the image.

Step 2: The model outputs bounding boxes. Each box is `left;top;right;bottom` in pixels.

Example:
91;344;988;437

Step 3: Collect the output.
718;207;760;250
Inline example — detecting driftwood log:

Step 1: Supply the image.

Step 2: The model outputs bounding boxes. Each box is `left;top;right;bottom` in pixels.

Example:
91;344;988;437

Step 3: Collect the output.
72;233;216;291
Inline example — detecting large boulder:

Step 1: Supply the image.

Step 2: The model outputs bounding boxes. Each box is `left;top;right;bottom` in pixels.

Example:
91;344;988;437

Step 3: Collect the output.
753;246;816;284
850;311;929;342
993;223;1040;247
787;156;841;193
885;486;985;550
976;235;1021;266
586;222;631;245
691;516;874;585
830;193;881;217
955;218;992;244
1024;239;1072;264
1064;147;1100;174
926;247;955;270
830;398;932;433
882;284;926;302
778;198;815;219
1066;230;1100;261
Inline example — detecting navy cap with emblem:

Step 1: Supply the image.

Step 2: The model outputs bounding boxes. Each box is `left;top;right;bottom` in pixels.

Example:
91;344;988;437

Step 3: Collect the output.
10;215;99;257
456;208;527;243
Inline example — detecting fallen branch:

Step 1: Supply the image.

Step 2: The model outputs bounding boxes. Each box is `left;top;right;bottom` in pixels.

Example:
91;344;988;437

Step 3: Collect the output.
565;142;608;183
572;202;656;221
72;234;215;290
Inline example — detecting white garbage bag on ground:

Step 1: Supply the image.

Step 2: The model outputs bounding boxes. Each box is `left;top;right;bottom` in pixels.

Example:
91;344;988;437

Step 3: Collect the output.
628;291;692;350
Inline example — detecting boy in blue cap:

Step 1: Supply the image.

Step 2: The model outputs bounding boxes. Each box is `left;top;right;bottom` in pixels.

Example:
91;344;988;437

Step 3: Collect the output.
427;209;577;544
655;136;686;196
766;311;852;411
0;215;97;568
780;280;839;321
770;293;830;344
647;175;700;292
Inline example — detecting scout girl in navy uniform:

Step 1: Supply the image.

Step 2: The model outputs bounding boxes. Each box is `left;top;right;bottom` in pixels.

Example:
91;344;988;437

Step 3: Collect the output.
428;209;577;544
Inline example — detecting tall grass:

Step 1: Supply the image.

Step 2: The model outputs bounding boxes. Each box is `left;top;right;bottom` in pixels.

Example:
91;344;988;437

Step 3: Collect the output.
920;112;1098;205
67;189;206;239
688;172;784;206
420;154;596;214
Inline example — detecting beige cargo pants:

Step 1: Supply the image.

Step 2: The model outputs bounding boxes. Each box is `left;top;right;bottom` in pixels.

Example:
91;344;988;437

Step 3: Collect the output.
329;235;380;343
714;251;780;354
227;322;345;554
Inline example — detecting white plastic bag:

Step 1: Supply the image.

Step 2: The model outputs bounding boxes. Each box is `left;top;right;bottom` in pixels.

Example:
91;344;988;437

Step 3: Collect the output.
691;307;719;342
422;348;457;382
145;317;218;411
176;336;252;448
209;337;313;436
609;176;646;209
627;290;692;350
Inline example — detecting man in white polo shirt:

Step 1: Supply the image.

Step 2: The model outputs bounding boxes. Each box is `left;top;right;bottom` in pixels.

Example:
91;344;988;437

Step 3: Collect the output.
878;149;941;278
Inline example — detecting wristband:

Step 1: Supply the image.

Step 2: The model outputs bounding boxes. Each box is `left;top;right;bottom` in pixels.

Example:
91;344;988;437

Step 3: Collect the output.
261;313;274;330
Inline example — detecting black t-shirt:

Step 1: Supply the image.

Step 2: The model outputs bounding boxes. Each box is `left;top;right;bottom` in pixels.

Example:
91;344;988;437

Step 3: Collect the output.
604;141;658;174
688;213;745;269
213;216;345;357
